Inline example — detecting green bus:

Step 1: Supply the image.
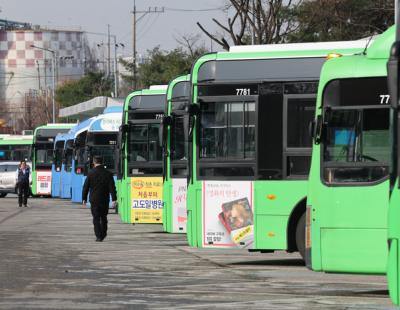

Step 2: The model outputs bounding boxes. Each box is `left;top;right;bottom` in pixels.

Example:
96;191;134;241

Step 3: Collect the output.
387;16;400;305
31;124;74;196
186;41;368;255
162;75;191;233
306;27;394;274
117;86;167;224
0;134;32;163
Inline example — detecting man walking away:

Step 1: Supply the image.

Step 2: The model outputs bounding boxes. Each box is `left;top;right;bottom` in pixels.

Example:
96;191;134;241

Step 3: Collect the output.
16;160;30;207
82;156;117;242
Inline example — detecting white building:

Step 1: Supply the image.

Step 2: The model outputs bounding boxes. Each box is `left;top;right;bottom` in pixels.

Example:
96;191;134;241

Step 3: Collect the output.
0;26;87;131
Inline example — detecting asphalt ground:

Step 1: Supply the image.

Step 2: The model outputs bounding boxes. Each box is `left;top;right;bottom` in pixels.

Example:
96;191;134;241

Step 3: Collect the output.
0;195;396;310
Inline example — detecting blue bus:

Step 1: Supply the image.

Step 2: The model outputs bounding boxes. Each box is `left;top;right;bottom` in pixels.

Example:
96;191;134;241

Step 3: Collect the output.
51;133;68;198
60;132;74;199
84;106;122;208
70;117;96;203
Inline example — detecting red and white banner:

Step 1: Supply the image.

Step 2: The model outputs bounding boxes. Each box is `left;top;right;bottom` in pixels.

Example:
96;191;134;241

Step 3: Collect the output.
172;178;187;233
36;171;52;195
202;181;254;249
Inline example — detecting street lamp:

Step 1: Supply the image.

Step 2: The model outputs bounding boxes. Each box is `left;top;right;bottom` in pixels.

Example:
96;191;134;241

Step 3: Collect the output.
30;44;56;123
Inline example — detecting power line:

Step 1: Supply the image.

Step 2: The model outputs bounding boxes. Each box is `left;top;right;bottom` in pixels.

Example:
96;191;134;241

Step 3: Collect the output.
164;6;224;12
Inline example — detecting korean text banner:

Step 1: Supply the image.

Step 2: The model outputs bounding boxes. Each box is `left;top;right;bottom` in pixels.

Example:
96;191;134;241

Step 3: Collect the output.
131;176;163;223
202;181;254;249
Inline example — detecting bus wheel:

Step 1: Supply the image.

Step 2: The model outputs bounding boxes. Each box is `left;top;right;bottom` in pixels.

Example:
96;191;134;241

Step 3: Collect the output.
0;193;7;198
295;212;306;260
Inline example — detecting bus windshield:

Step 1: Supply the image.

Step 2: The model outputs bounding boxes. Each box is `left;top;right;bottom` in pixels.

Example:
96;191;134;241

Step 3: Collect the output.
89;146;116;171
36;143;54;168
199;101;256;160
0;145;30;161
171;115;187;162
54;141;64;171
87;132;118;172
128;124;161;163
74;132;87;174
64;140;74;172
322;77;390;184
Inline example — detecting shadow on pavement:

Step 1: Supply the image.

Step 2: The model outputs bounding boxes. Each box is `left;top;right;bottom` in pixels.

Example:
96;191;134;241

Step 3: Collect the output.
229;258;305;267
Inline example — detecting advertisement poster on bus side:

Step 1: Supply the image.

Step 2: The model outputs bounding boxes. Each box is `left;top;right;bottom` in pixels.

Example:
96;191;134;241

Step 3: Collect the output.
36;171;52;195
131;177;163;224
202;181;254;249
172;178;187;233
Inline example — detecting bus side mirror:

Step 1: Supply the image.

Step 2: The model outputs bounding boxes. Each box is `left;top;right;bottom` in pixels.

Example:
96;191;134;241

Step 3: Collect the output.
388;41;400;108
159;116;172;148
312;115;324;145
186;104;199;117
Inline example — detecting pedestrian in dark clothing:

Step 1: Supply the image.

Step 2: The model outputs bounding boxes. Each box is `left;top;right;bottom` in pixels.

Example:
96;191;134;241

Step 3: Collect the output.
82;156;117;242
15;160;30;207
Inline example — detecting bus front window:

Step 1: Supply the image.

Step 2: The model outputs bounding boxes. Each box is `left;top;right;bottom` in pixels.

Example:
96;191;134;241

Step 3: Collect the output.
54;141;64;171
322;77;390;185
90;146;116;171
171;116;187;161
36;145;54;168
128;124;162;162
199;101;256;177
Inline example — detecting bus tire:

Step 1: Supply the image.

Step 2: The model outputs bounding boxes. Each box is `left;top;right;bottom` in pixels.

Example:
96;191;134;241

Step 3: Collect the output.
0;193;7;198
295;212;306;260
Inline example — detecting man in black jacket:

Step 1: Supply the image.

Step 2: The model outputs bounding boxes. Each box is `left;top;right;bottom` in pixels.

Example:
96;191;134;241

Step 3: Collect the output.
15;160;30;207
82;156;117;242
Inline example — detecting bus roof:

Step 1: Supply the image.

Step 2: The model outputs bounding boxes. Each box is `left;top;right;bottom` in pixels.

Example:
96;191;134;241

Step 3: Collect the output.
34;123;75;134
229;38;372;53
123;87;168;112
68;117;96;138
88;111;122;133
0;135;33;145
317;26;394;88
103;106;123;114
149;85;168;91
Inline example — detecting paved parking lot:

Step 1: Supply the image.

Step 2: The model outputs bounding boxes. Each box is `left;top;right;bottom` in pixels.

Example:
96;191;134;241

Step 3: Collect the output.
0;196;395;309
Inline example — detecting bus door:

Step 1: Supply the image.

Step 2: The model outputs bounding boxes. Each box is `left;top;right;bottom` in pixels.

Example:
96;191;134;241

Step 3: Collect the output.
317;81;390;273
197;95;257;249
127;116;164;223
387;33;400;305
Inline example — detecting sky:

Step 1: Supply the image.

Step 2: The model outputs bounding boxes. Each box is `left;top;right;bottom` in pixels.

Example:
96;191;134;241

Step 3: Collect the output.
0;0;228;57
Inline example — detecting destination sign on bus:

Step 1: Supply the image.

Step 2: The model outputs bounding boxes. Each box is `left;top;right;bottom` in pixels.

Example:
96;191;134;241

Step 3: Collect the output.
198;84;258;97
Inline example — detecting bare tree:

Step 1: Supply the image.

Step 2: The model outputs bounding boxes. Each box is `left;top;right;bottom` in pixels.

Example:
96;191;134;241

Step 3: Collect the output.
197;0;303;50
175;33;208;58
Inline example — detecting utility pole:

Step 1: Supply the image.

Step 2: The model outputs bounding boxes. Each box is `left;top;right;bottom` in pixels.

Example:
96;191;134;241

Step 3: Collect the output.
131;2;164;90
252;0;256;45
107;24;111;77
36;60;41;90
113;35;119;97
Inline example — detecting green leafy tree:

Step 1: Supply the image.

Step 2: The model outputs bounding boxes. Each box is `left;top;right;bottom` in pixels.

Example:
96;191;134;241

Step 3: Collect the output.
120;44;207;93
56;72;113;108
139;47;199;87
289;0;394;42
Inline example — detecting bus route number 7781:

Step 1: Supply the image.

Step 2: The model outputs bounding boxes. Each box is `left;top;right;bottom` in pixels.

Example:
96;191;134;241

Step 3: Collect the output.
236;88;251;96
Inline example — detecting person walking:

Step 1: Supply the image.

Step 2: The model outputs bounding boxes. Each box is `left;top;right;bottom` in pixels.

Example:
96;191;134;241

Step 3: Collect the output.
15;160;30;208
82;155;117;242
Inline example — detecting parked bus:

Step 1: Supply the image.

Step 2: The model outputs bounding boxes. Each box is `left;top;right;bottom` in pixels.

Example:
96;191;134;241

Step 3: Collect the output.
31;124;74;196
60;133;74;199
84;107;122;208
187;41;368;255
306;27;394;274
70;117;95;203
0;134;33;198
118;86;167;224
51;133;68;198
386;19;400;305
0;134;32;162
162;75;191;233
